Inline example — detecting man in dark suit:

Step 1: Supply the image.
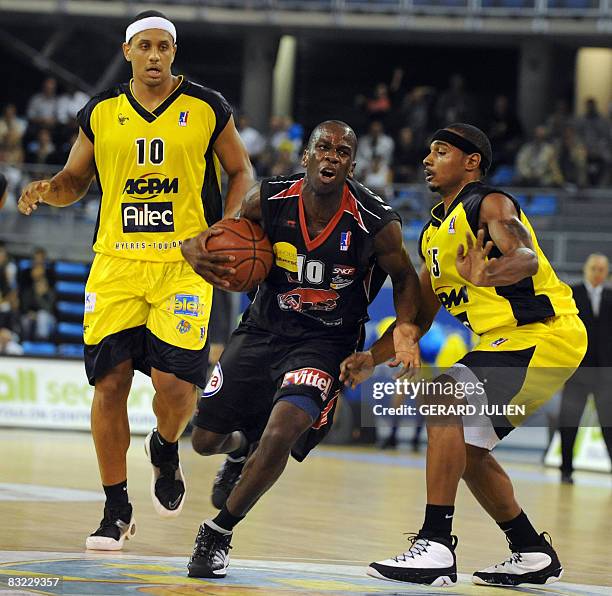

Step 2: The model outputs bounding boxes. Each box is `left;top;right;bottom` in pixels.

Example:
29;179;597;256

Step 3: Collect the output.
559;253;612;483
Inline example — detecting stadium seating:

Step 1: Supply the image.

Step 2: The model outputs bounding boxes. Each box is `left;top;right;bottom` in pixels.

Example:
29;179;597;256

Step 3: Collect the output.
21;341;57;356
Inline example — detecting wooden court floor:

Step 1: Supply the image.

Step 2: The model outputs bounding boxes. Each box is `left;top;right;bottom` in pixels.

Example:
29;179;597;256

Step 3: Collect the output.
0;429;610;595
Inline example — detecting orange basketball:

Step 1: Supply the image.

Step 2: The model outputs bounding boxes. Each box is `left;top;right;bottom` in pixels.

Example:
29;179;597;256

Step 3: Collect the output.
201;218;274;292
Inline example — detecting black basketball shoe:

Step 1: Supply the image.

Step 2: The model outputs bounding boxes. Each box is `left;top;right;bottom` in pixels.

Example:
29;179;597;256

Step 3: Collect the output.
187;521;232;578
144;429;186;517
86;504;136;551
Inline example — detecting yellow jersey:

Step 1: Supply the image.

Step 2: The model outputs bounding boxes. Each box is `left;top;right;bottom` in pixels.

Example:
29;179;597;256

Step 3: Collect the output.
77;76;231;261
419;181;577;335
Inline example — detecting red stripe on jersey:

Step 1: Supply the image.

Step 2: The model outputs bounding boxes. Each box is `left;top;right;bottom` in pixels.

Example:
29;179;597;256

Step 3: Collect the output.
299;183;350;252
269;179;303;200
312;392;339;430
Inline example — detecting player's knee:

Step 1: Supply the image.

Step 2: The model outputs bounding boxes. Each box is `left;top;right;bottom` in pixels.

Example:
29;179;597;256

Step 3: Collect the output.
259;424;298;457
95;366;133;402
191;427;227;455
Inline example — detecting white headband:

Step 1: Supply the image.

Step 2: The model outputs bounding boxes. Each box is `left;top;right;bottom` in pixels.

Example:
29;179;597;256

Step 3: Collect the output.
125;16;177;44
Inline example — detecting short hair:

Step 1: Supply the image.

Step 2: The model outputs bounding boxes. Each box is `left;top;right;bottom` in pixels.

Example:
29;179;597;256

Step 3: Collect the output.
307;120;358;157
445;123;493;176
131;10;169;22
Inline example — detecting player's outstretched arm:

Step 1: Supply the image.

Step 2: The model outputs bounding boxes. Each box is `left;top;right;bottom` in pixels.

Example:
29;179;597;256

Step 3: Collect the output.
18;128;94;215
213;115;256;219
340;263;440;388
456;193;538;287
374;220;421;374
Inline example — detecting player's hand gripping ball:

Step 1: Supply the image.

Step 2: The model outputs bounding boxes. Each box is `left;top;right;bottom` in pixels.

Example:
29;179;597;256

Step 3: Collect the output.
199;218;274;292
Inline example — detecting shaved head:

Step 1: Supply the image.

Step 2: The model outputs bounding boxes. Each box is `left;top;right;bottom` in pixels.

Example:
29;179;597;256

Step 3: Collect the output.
307;120;357;158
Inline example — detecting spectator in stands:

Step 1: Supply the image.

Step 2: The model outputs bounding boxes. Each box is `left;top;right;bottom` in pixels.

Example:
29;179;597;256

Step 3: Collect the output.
357;82;392;123
0;328;23;355
363;155;393;199
0;243;19;333
574;98;612;186
515;125;563;187
237;114;265;171
435;73;472;127
57;85;90;126
391;127;422;184
546;99;572;141
558;253;612;484
487;95;523;167
0;104;26;165
0;173;7;210
269;144;299;177
555;126;588;188
26;77;59;133
20;264;56;341
355;120;394;177
398;86;434;149
52;131;78;166
25;128;57;166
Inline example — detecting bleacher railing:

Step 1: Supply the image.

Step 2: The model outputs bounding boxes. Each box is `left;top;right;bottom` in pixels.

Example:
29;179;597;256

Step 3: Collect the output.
3;0;611;18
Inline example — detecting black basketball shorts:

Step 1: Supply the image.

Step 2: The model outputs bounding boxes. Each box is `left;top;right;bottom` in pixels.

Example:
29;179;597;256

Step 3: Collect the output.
192;323;358;461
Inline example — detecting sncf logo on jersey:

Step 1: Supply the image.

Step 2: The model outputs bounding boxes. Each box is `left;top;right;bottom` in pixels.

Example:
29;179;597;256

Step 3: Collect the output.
437;286;469;309
122;173;179;200
281;367;333;401
330;265;356;289
122;202;175;233
278;287;339;313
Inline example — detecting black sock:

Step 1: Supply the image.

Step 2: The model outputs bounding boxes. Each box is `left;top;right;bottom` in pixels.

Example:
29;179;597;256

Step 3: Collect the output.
498;510;541;549
103;480;129;513
420;504;455;539
150;428;179;463
228;431;249;461
212;504;244;532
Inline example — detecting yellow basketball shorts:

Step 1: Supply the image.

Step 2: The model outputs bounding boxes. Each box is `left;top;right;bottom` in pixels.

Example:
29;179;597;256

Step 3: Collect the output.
443;314;587;450
83;253;212;387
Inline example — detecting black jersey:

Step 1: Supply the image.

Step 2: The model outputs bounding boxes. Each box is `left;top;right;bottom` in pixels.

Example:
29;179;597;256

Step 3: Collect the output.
243;173;401;339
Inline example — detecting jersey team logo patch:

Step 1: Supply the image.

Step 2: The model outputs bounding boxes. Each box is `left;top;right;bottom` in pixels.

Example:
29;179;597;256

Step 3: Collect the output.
491;337;509;347
84;292;96;313
174;294;200;317
122;202;175;233
178;111;189;126
278;287;339;313
273;242;298;272
203;362;223;397
176;319;191;334
330;265;356;289
281;367;333;401
340;231;351;251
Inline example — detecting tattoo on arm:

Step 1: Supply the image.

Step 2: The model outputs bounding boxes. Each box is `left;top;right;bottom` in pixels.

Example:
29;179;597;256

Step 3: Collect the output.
500;219;531;245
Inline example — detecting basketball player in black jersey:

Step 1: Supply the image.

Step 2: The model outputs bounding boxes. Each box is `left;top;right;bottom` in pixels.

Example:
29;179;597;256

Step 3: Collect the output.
181;120;422;578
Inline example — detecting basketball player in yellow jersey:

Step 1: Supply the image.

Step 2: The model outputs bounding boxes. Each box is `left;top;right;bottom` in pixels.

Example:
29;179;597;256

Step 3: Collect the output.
341;124;587;588
17;10;254;550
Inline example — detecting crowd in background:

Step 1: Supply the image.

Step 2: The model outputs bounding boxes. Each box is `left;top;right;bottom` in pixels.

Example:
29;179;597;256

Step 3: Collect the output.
1;72;611;212
0;243;56;355
239;69;612;196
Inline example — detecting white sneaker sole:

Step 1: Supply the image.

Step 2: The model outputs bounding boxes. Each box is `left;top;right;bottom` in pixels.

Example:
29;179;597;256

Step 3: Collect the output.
367;566;456;587
144;431;186;518
85;517;136;551
472;569;563;587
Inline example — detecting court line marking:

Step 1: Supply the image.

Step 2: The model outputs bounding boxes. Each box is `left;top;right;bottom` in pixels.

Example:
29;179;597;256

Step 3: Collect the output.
0;551;609;594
